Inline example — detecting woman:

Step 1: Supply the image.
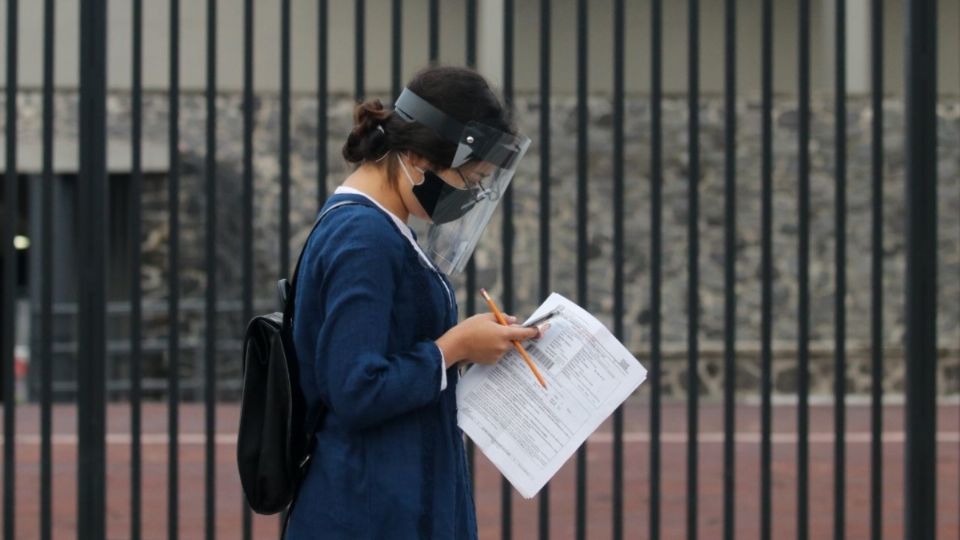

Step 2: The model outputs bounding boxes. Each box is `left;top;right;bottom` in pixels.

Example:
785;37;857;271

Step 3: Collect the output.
285;66;542;539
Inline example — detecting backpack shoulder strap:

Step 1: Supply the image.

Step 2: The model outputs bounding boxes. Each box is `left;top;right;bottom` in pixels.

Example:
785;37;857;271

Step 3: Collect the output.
281;200;362;324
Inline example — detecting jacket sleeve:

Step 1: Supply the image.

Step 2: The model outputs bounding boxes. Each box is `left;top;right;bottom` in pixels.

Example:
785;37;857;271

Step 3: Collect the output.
313;214;443;431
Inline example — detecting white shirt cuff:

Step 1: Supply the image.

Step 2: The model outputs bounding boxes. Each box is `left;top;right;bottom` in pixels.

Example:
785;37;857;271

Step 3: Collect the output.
439;347;448;391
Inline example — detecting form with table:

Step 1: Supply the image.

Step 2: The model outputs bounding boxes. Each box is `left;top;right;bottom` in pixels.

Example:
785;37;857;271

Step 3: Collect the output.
456;292;647;498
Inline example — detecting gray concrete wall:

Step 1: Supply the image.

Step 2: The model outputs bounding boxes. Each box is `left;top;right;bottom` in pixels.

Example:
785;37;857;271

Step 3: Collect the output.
8;89;959;397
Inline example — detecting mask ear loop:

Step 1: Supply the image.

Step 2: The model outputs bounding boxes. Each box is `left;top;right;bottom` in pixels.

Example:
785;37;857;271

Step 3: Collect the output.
397;153;426;186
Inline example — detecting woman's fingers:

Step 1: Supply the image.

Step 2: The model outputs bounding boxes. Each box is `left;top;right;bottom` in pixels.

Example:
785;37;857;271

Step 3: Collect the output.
534;323;550;339
478;313;517;326
504;325;541;342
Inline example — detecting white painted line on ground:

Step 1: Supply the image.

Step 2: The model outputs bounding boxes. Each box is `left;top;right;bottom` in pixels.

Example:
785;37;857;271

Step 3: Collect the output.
589;431;960;444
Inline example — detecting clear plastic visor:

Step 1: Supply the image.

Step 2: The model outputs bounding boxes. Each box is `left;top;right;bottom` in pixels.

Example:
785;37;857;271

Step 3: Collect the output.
416;129;531;275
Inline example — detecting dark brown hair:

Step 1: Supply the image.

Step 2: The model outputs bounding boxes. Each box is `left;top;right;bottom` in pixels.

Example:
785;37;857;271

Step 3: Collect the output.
341;65;514;188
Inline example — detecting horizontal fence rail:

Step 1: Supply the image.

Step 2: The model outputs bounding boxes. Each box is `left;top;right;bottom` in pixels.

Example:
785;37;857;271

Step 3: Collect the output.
0;0;956;539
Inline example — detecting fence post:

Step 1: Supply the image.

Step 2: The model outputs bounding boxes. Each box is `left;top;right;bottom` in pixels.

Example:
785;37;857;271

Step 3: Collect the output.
77;0;108;538
902;0;937;539
2;1;17;538
869;1;885;538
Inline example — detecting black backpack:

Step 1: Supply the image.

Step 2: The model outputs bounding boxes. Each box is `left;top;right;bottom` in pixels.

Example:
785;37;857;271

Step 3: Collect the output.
236;201;358;516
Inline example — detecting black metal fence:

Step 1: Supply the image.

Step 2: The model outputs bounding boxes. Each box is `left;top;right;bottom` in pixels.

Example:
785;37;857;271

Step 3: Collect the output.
0;0;952;539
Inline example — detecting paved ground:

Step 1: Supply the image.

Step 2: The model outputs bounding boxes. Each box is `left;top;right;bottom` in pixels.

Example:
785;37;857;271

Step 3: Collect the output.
1;399;957;539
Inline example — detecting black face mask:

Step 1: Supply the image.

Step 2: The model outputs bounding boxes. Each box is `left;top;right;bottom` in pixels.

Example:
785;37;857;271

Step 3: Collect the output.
412;170;481;224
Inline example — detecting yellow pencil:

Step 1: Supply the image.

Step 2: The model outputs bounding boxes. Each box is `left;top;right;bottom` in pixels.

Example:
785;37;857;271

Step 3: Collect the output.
480;288;548;389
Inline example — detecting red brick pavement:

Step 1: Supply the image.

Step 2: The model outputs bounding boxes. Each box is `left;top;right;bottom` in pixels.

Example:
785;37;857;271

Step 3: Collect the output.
1;399;957;539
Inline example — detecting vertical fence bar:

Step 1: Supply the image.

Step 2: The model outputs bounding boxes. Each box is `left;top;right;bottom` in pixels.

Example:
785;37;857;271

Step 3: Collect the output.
318;0;328;207
168;0;182;537
280;0;291;280
77;0;108;538
833;1;847;539
797;1;811;537
391;0;402;101
465;0;477;312
722;0;737;538
686;0;701;537
429;0;439;63
465;0;478;489
902;0;938;537
538;0;551;537
130;1;144;538
278;1;292;532
502;2;515;538
40;0;55;538
868;0;883;538
649;1;663;538
204;0;218;538
355;0;365;102
466;0;477;70
759;0;773;538
575;0;588;537
2;0;18;536
241;0;255;536
612;0;625;537
464;0;477;320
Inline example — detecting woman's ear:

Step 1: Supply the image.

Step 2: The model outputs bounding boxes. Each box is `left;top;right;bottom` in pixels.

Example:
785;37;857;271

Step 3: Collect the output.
406;153;431;170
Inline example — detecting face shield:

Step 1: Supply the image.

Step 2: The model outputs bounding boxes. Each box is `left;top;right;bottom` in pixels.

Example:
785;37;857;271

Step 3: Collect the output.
394;88;531;275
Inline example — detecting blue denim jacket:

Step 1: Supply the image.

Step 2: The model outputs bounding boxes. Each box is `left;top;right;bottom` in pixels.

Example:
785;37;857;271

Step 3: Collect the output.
286;193;477;539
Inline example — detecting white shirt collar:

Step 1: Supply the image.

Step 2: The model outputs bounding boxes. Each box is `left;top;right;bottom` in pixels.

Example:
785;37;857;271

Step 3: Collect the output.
333;185;437;271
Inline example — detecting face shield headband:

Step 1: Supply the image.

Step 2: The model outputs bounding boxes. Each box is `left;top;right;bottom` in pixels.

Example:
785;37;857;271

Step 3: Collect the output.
393;88;528;169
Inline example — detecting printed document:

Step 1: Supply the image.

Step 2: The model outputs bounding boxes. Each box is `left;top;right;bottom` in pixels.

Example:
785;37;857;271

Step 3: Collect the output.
456;292;647;498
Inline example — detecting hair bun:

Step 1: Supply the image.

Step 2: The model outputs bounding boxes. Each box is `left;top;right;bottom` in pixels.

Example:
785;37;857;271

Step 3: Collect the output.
342;99;391;163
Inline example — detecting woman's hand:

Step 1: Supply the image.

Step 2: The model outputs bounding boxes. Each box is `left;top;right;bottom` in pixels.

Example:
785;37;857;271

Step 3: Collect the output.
436;313;543;367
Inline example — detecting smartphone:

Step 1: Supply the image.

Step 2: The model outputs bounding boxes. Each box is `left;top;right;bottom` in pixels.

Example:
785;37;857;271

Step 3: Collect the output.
522;306;563;328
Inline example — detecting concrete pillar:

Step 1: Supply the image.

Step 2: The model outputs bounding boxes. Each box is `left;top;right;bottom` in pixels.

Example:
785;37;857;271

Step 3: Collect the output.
476;0;504;90
823;0;871;95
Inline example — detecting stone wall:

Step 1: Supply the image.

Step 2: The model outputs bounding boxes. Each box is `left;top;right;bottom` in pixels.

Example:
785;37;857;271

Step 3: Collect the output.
8;91;959;397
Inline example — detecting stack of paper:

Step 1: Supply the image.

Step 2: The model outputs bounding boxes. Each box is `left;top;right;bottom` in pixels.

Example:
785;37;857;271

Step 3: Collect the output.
456;292;647;498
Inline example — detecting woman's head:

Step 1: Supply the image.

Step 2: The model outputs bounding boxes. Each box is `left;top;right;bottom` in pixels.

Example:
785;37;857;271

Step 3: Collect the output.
342;65;532;274
341;65;515;197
